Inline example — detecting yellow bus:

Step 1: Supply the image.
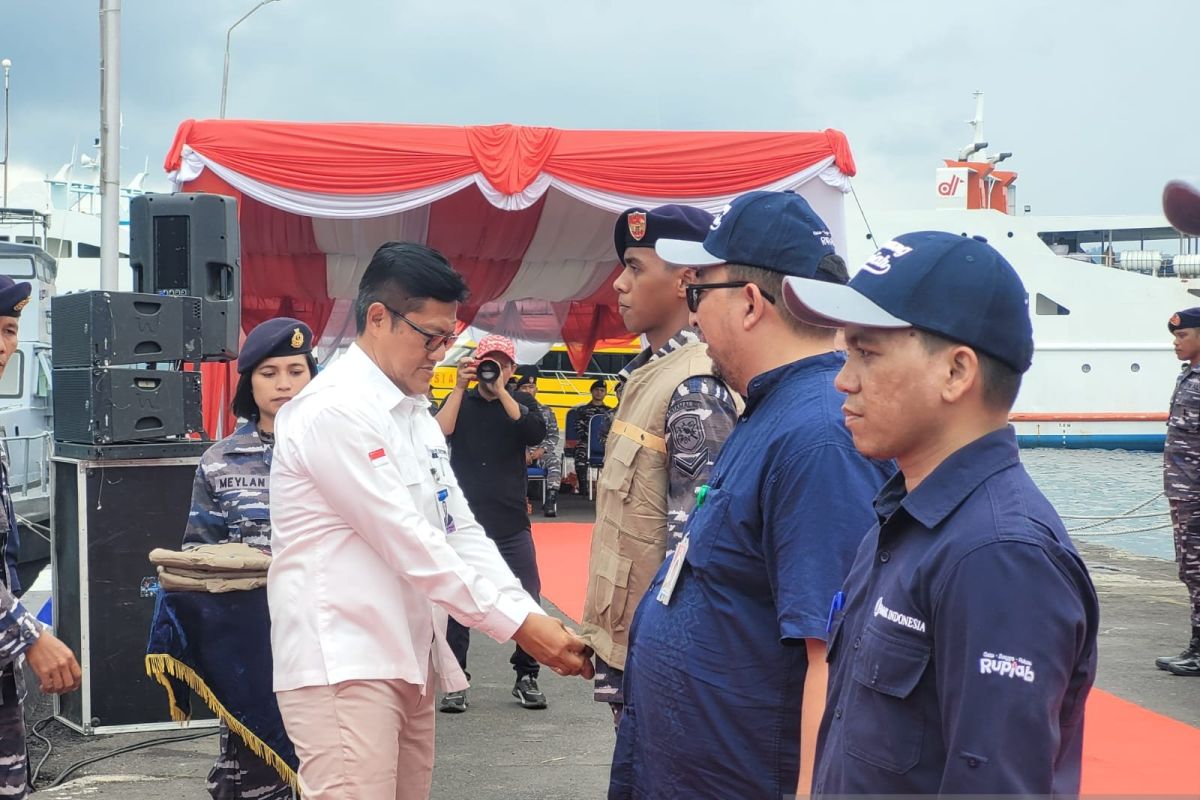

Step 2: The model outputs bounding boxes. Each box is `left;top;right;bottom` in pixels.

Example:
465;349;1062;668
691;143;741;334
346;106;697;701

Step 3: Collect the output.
431;339;638;431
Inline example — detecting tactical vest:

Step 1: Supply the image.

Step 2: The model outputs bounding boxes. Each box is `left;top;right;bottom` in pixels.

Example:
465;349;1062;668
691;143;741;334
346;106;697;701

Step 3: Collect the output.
580;340;723;669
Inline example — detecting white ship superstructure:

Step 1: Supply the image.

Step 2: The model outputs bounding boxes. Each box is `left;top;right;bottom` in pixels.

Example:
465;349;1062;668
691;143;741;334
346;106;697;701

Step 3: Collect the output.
847;94;1197;448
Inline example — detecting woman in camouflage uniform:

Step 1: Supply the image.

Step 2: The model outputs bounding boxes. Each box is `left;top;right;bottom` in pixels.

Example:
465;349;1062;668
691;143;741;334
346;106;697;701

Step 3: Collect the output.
183;317;317;800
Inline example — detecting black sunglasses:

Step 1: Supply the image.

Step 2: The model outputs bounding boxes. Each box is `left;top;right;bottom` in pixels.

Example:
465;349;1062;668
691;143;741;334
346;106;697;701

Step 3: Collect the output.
685;281;777;313
380;302;458;352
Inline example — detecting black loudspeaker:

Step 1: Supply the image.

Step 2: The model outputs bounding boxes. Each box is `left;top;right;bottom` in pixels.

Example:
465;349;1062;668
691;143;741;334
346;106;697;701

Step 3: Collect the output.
51;292;203;367
52;368;203;444
51;454;218;733
130;193;241;361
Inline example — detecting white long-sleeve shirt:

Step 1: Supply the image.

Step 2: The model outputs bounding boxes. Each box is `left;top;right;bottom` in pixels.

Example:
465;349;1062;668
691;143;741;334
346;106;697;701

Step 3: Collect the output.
268;343;544;693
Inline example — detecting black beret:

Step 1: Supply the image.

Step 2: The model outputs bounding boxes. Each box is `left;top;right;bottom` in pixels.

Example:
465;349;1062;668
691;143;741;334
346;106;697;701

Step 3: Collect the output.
238;317;314;373
590;379;607;392
0;275;33;319
515;368;539;388
1169;307;1200;332
614;204;715;265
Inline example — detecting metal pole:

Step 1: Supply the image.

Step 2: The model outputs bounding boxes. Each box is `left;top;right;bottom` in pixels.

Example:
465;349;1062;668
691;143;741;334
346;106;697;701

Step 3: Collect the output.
99;0;120;290
1;59;10;209
220;1;279;119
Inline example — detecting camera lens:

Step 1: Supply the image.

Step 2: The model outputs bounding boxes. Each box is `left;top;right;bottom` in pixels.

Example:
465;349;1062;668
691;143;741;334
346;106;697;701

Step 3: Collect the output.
477;359;501;383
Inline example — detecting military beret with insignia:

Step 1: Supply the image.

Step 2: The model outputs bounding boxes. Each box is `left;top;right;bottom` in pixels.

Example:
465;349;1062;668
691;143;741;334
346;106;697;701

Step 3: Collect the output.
0;275;33;319
613;204;715;265
1169;307;1200;332
238;317;314;373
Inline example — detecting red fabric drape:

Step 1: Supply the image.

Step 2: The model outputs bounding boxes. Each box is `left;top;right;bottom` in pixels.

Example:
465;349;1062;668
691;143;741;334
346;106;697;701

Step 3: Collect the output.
167;120;856;197
557;265;627;373
424;188;546;324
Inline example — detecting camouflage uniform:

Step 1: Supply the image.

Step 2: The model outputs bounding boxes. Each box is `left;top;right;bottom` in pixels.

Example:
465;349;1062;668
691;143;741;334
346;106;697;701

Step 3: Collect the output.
592;329;739;715
573;404;613;497
0;441;44;799
529;403;561;491
1165;364;1200;628
184;422;291;800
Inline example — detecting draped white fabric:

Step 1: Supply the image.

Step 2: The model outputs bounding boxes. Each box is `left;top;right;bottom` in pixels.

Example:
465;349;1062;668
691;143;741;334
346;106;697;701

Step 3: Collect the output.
495;188;618;304
315;208;433;300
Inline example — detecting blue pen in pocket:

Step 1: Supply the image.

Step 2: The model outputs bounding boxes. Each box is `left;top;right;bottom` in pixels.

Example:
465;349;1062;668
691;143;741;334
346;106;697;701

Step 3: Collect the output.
826;590;846;634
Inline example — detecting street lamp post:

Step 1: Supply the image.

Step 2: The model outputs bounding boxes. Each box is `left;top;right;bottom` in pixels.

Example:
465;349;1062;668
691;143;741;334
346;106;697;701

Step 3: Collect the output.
2;58;11;209
220;0;282;119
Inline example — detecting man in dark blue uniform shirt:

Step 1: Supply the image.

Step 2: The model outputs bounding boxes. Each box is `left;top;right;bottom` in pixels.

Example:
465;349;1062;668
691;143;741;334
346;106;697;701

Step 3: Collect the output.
607;191;892;800
784;230;1099;795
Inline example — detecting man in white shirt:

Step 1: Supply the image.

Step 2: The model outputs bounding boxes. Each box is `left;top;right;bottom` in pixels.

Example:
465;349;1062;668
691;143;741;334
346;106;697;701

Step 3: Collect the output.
268;242;593;800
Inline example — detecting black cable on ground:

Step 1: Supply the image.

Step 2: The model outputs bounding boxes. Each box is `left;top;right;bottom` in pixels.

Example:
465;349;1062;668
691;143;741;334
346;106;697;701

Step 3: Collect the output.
27;715;54;787
46;729;218;788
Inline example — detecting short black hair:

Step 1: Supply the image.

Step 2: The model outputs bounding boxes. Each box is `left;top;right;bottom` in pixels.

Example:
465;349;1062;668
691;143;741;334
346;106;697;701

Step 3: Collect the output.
725;261;842;340
231;355;318;421
354;243;469;335
916;330;1022;411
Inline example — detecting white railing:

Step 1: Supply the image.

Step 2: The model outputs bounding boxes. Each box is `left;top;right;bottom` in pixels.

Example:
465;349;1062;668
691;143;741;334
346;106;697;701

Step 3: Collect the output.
2;432;50;499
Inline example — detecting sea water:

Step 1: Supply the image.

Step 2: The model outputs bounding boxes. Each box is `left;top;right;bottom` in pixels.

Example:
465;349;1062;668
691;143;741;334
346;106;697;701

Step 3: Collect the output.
1022;449;1173;561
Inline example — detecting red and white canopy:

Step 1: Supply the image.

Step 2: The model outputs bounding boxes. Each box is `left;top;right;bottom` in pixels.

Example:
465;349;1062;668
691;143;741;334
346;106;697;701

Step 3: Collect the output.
165;119;856;372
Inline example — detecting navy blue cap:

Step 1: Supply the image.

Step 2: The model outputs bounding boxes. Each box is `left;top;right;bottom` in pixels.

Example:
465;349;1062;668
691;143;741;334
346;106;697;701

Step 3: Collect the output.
654;190;840;281
782;231;1034;373
614;205;714;265
237;317;314;374
1169;307;1200;332
0;275;32;319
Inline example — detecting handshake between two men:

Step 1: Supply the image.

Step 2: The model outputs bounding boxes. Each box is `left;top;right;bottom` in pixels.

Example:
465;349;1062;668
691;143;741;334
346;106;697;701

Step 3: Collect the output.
512;613;595;679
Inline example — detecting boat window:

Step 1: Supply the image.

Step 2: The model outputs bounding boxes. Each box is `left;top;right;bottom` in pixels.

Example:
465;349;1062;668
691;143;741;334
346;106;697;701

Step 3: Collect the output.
35;352;51;400
0;352;23;398
1034;294;1071;316
44;238;72;258
77;243;101;258
16;237;38;247
0;256;35;279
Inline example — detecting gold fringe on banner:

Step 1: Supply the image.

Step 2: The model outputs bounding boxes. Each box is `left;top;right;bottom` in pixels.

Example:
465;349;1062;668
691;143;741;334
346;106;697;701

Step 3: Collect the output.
144;653;298;791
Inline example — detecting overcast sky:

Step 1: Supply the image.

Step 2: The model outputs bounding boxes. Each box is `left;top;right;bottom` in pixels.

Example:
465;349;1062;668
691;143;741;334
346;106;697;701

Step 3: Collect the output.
1;0;1196;218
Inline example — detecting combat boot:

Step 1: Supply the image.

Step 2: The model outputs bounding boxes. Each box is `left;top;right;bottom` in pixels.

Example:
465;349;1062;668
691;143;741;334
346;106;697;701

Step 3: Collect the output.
543;489;558;518
1165;626;1200;676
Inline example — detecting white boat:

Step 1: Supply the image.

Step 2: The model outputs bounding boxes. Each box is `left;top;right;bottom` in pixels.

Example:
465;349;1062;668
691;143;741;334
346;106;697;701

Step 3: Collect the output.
846;94;1197;450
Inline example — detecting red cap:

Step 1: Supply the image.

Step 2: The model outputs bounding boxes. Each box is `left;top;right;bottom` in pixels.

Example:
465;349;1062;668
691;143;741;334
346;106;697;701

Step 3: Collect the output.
475;334;516;363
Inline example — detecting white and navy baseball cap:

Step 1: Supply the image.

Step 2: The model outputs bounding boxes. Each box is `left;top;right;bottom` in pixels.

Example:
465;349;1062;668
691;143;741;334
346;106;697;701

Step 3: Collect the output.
781;231;1034;373
655;190;845;282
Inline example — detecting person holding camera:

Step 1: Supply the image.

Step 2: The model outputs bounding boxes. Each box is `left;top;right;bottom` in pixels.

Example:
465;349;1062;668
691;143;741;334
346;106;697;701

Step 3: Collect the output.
436;335;550;711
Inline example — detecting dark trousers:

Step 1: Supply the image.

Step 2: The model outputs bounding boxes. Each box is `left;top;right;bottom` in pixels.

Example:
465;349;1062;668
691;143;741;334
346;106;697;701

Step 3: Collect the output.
447;529;542;680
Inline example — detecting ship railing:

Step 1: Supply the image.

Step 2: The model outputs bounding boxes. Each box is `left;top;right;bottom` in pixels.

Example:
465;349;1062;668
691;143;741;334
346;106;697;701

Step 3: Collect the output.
1;432;51;499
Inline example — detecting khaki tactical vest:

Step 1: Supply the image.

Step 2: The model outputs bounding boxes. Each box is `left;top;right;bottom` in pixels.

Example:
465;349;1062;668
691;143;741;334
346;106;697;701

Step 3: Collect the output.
580;340;728;669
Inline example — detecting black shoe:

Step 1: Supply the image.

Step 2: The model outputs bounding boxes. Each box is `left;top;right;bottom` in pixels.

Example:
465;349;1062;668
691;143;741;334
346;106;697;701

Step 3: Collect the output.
513;675;547;709
1167;654;1200;676
1157;627;1200;671
1156;647;1196;670
543;490;558;518
439;690;468;713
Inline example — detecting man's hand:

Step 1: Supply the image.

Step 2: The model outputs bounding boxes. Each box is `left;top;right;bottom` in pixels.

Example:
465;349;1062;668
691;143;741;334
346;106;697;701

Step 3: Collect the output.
529;447;546;463
27;631;81;695
455;359;478;389
512;615;595;679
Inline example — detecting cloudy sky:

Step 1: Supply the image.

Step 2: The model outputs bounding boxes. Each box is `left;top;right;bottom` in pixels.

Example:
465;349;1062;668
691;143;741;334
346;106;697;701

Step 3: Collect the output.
1;0;1196;218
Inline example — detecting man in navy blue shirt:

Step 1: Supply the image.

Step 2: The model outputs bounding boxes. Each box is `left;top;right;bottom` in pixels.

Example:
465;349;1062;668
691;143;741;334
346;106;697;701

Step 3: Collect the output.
783;231;1100;795
607;191;893;800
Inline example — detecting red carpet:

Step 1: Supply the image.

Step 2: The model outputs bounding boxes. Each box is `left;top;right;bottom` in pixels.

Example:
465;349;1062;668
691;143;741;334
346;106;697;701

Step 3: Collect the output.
532;521;1200;793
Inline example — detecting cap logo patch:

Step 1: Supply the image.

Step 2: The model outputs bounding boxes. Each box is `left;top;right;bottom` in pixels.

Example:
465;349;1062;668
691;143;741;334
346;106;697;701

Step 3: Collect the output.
627;212;648;241
291;327;304;348
813;228;833;247
861;240;914;276
710;204;731;231
12;298;29;313
1172;313;1182;327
